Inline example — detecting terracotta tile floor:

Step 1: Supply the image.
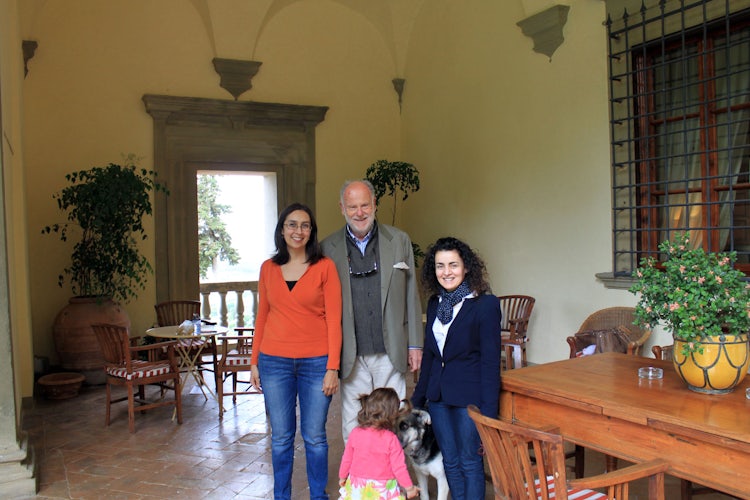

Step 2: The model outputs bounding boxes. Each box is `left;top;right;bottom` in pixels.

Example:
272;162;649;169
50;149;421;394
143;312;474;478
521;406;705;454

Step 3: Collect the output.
21;373;734;499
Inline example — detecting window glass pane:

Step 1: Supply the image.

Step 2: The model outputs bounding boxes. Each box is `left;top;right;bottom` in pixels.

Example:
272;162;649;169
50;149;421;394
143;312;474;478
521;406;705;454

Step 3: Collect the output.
715;28;750;107
653;47;700;118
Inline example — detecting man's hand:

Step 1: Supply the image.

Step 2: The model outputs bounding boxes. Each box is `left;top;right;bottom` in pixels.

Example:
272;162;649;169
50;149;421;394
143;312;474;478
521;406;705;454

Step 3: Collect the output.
408;349;422;372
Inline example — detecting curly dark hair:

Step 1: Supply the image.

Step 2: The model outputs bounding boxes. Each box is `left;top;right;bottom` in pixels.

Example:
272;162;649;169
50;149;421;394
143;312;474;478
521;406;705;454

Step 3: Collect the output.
356;387;411;431
271;203;323;266
421;236;492;296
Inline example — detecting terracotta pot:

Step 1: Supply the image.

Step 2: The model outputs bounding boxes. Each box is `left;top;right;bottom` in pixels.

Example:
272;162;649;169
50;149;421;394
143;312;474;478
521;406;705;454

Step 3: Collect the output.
37;372;85;399
673;334;749;394
52;297;130;384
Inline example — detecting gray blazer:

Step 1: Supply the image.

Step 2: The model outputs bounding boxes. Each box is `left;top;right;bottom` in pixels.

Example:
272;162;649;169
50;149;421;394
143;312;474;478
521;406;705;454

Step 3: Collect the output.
321;223;423;379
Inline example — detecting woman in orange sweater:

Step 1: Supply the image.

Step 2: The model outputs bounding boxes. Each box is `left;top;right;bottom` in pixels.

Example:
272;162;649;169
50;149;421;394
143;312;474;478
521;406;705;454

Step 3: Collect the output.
250;203;343;500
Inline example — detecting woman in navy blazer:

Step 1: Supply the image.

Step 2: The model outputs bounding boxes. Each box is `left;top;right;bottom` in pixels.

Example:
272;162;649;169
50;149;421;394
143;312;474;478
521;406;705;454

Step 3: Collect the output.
411;237;501;500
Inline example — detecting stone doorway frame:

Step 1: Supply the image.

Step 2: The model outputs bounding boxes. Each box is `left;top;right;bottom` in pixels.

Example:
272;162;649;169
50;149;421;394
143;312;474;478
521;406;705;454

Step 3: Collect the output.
142;94;328;302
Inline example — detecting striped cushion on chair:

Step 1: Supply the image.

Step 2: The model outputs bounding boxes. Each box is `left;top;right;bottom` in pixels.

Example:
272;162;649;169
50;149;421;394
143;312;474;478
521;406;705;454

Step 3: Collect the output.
536;476;607;499
224;352;252;366
107;360;173;380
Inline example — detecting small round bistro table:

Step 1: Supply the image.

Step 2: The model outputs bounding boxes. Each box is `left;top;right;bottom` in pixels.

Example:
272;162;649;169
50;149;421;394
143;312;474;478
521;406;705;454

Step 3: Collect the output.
146;325;228;400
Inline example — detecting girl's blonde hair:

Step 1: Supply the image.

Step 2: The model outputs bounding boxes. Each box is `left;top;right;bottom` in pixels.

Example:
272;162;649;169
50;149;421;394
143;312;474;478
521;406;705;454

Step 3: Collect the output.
357;387;412;431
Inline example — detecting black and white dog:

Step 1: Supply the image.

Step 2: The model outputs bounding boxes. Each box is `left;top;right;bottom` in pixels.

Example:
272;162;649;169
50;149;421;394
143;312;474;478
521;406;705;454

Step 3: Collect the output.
397;408;449;500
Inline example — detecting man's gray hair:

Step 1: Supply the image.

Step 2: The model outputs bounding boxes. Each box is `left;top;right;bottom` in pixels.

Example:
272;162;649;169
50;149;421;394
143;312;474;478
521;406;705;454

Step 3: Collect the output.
339;179;376;205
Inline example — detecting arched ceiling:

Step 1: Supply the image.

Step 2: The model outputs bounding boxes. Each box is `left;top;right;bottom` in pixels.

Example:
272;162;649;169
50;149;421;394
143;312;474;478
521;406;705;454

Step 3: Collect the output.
191;0;427;75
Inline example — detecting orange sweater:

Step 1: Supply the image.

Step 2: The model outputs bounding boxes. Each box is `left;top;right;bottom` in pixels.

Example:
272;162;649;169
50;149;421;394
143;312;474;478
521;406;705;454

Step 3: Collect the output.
250;257;343;370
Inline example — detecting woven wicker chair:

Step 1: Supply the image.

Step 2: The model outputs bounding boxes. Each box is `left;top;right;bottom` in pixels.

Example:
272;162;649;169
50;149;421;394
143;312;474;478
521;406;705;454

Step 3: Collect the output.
567;307;651;358
564;307;652;476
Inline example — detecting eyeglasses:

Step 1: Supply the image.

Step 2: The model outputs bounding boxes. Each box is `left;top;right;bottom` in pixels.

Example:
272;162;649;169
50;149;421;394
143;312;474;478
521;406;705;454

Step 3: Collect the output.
349;260;378;278
284;222;312;232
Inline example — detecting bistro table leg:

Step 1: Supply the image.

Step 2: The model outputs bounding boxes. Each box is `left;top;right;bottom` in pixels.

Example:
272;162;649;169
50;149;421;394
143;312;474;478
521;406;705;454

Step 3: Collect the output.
183;341;215;400
145;327;224;420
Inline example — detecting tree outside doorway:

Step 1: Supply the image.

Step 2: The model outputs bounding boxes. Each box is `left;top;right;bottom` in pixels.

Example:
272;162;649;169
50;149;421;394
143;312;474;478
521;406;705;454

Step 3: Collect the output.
197;171;276;327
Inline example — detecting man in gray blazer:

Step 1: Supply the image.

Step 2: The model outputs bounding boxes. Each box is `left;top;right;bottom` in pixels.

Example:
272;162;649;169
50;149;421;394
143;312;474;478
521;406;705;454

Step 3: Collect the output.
321;180;423;440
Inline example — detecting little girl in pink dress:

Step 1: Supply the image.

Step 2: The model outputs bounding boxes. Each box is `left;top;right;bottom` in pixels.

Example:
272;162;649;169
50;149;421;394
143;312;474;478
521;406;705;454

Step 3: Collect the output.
338;388;419;500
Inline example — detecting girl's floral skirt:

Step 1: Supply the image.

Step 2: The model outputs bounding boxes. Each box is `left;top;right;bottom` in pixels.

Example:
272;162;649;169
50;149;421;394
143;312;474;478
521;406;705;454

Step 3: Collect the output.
339;475;405;500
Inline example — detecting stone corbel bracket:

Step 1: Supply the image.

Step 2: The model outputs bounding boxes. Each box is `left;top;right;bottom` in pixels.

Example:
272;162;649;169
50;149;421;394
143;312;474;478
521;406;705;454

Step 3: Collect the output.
516;4;570;60
212;58;262;100
22;40;38;78
392;78;405;113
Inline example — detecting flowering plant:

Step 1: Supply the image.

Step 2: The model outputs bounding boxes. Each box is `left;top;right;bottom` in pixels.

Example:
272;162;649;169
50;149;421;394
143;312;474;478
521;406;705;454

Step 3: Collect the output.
629;233;750;354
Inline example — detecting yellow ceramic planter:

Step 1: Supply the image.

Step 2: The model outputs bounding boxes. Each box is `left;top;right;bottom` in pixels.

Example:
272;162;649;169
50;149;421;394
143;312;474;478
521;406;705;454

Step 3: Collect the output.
673;334;749;394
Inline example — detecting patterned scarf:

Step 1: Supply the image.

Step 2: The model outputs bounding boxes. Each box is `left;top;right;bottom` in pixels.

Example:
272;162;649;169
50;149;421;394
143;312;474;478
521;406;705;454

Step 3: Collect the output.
436;280;471;324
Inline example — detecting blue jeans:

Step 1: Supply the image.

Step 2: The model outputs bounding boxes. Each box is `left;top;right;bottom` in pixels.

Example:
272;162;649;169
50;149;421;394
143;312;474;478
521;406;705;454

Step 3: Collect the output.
428;401;485;500
258;353;332;500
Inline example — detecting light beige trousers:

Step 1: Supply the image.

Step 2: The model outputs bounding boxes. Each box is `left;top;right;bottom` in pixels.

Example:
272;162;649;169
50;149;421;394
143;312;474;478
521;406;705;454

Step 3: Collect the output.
340;353;406;442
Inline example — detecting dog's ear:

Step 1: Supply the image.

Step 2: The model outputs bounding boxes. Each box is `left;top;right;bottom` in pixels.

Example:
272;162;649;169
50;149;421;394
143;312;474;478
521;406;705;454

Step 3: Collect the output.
418;409;431;426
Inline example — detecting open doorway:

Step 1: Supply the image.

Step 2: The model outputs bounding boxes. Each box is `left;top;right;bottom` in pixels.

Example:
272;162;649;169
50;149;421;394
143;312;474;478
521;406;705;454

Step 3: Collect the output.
197;171;277;327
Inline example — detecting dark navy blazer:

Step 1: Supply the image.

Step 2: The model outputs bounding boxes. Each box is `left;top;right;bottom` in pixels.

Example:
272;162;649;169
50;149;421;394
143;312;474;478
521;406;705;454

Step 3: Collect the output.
411;293;502;417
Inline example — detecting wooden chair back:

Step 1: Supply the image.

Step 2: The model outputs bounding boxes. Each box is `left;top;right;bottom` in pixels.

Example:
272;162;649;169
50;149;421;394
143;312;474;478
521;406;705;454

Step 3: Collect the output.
93;322;131;366
497;295;535;369
216;330;262;418
498;295;535;339
91;323;182;432
467;405;668;500
468;404;568;499
155;300;201;326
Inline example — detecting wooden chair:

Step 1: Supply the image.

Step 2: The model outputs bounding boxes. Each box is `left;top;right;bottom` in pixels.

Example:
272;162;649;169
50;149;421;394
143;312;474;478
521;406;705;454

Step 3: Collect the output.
651;344;673;361
467;405;668;500
652;344;715;500
497;295;536;370
92;323;182;433
565;307;652;476
215;329;262;418
154;299;202;326
154;300;216;389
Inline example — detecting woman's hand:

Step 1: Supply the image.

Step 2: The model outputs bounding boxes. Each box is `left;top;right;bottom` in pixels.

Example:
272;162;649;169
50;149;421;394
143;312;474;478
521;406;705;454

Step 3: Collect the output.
322;369;339;396
250;365;261;391
338;478;347;488
405;485;420;499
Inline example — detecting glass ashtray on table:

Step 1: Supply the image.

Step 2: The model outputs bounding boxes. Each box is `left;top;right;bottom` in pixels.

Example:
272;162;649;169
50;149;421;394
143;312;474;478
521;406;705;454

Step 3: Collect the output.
638;366;663;379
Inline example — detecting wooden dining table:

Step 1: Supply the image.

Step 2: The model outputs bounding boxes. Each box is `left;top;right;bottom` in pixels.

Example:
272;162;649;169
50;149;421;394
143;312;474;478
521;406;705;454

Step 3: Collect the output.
500;352;750;499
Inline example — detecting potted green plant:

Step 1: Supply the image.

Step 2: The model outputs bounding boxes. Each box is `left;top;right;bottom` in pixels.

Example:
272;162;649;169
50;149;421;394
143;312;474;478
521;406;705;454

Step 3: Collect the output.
43;154;166;381
629;232;750;393
365;159;424;264
43;155;166;301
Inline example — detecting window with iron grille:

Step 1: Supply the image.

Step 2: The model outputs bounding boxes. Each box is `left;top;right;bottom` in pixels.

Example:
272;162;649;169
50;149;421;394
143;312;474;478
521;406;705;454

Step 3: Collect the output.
607;0;750;280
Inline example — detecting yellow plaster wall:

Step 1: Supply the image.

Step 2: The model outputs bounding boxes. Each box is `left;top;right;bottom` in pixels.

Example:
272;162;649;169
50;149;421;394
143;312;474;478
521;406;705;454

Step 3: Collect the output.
401;0;644;364
20;0;401;373
1;0;35;402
